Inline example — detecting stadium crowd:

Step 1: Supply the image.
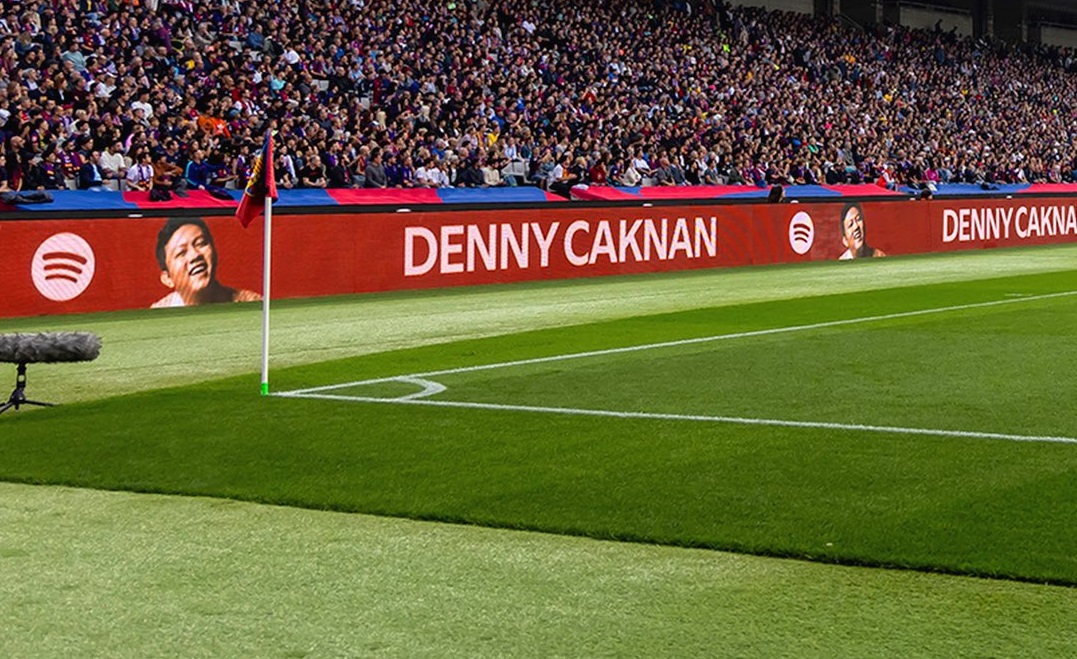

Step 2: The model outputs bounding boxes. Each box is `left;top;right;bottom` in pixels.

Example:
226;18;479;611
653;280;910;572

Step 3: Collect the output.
3;0;1077;197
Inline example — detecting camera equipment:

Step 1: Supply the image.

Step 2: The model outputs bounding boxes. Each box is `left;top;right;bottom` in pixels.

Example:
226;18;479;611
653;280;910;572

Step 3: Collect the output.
0;332;101;414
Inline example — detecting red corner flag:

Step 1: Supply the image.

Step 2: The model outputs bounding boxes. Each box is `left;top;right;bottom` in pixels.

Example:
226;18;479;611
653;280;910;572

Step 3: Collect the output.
236;131;278;228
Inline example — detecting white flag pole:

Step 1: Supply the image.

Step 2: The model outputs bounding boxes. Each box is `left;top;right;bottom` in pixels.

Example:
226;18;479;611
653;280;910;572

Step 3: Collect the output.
260;195;273;396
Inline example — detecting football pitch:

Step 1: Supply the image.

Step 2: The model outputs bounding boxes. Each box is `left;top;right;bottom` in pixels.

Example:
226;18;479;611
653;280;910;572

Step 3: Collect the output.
280;289;1076;446
1;245;1075;656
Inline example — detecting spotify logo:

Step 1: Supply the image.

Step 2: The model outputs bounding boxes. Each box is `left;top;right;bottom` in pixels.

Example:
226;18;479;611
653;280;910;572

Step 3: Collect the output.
31;233;96;302
788;211;815;255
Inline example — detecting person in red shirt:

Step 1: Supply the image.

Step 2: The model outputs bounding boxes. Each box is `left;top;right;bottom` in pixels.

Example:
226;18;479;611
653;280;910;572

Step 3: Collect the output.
589;156;609;185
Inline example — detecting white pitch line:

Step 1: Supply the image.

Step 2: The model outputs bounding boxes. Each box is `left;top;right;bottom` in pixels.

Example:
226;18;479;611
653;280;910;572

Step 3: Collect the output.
273;392;1077;445
395;376;447;400
280;290;1077;396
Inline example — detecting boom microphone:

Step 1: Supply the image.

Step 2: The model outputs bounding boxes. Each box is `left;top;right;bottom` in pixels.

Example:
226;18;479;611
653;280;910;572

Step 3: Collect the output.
0;332;102;414
0;332;101;364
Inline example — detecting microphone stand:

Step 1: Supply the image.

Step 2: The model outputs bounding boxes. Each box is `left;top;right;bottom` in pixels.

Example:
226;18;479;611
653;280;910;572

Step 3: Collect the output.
0;363;56;414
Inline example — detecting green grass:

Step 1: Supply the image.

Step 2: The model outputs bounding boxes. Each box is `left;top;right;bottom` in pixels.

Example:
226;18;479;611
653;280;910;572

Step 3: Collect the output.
2;246;1076;656
2;268;1075;585
338;284;1075;438
4;243;1076;404
3;483;1076;658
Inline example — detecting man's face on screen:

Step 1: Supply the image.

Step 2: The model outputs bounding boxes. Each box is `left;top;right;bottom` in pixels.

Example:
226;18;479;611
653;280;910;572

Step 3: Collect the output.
842;206;865;252
160;223;216;298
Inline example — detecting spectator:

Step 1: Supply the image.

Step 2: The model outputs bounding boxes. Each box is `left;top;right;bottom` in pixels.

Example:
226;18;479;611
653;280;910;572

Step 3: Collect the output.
876;163;897;191
126;151;155;192
57;140;82;187
654;157;676;186
184;149;230;198
99;141;129;191
299;154;328;189
383;152;407;188
24;151;66;190
60;41;87;73
435;159;454;188
631;152;654;182
457;158;485;188
702;156;723;185
415;157;440;188
548;154;579;197
618;157;643;187
482;157;508;187
77;150;106;190
153;152;189;198
1;0;1077;196
531;152;556;188
588;156;609;186
363;151;388;189
327;152;353;188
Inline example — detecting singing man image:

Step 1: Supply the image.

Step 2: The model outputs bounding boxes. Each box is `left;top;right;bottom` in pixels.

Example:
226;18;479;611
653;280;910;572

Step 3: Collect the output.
838;202;887;260
151;218;261;308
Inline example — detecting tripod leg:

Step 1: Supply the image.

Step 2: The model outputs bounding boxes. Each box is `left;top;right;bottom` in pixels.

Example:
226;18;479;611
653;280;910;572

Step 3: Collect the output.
0;363;54;413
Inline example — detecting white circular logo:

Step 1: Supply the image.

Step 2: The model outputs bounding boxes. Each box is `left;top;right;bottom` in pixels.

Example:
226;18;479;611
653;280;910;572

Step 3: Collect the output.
32;233;96;302
788;211;815;255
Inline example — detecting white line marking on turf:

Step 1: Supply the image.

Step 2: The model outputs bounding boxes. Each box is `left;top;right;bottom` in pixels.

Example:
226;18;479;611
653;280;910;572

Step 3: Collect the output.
273;392;1077;445
280;290;1077;396
395;376;447;400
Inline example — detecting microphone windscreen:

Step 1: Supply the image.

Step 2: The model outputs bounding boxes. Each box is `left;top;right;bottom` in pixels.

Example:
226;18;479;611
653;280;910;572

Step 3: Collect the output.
0;332;102;364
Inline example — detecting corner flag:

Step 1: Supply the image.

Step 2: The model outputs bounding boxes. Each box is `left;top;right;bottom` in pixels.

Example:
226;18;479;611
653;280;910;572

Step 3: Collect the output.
236;131;278;228
236;130;279;395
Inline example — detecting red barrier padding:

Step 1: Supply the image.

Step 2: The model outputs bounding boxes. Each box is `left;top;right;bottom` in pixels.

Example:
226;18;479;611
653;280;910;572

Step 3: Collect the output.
1016;184;1077;195
638;185;765;199
570;187;641;201
2;198;1075;318
328;188;443;205
124;190;238;209
822;184;907;196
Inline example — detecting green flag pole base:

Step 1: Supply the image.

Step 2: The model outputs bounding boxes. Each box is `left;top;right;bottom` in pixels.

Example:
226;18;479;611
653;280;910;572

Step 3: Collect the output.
261;382;270;396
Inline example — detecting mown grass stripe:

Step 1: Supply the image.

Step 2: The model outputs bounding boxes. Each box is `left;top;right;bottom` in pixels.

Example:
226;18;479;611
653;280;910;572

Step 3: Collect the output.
279;289;1077;396
278;393;1077;445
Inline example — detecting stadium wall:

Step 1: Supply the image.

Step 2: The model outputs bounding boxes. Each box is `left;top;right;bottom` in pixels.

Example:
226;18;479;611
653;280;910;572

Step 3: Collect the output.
731;0;814;15
1037;24;1077;48
897;4;974;36
2;197;1076;319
